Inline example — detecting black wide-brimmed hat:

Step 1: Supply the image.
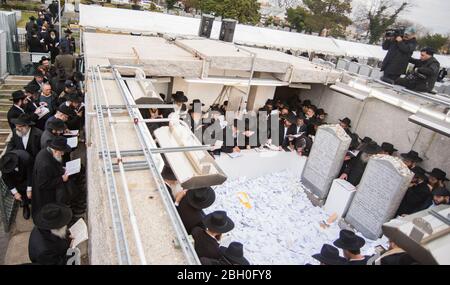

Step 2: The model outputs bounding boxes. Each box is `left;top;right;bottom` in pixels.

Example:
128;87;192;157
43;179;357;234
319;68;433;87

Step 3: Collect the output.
49;136;72;153
186;187;216;210
29;16;36;21
10;90;26;101
339;117;351;128
64;28;73;34
381;142;397;154
65;80;76;89
431;187;450;197
57;105;76;117
190;99;205;106
11;113;35;126
358;136;372;144
203;211;234;234
361;142;382;155
219;242;250;265
33;69;44;77
411;166;427;180
172;91;188;103
401;150;423;162
161;165;177;181
0;152;19;174
426;168;449;181
333;229;366;251
34;203;72;230
65;92;82;103
47;118;66;132
285;113;297;124
312;244;347;265
317;108;328;116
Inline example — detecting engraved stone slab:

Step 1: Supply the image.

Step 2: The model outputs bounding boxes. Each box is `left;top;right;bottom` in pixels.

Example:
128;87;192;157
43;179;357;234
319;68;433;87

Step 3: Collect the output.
345;155;414;240
301;125;351;200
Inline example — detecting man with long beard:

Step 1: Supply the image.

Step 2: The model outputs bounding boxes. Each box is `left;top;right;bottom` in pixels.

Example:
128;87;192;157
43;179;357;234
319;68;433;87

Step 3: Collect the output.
31;136;71;218
7;113;43;159
28;203;73;265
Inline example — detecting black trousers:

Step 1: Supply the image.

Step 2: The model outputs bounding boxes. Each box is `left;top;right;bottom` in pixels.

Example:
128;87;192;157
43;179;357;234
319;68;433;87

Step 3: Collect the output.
395;78;428;93
16;184;30;207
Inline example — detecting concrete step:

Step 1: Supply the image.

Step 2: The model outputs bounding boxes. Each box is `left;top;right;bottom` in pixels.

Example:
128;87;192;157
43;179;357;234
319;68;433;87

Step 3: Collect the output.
4;232;31;265
0;119;9;129
6;76;33;81
4;79;31;86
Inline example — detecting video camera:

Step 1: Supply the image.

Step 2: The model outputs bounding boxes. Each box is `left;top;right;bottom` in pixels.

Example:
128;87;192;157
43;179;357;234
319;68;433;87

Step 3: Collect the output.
385;28;405;38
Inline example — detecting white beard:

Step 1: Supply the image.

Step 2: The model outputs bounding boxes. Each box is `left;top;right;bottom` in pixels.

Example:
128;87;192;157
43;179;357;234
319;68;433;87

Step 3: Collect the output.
54;154;63;163
51;225;67;239
15;130;24;137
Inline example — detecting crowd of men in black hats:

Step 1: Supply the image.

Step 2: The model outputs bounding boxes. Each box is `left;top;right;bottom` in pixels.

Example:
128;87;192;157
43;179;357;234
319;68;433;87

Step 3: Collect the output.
0;47;85;264
149;91;449;266
25;2;76;65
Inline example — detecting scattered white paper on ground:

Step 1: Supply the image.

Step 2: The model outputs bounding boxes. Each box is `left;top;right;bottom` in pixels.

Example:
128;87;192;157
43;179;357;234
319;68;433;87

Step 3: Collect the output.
65;158;81;176
67;137;78;148
207;170;388;265
69;218;88;248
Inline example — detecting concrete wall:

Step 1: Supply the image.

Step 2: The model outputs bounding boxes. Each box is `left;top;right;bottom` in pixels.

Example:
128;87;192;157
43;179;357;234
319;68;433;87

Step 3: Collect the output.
0;31;6;78
298;85;450;182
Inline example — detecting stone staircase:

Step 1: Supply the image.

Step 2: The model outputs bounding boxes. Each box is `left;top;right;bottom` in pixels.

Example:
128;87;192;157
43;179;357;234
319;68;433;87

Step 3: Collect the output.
0;75;33;153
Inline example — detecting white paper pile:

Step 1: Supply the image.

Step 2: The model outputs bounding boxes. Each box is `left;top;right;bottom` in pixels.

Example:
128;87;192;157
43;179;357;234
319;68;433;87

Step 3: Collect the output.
207;170;388;265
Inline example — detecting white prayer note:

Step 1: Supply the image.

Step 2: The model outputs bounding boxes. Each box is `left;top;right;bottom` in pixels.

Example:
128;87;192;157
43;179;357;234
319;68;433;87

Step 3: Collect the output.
227;152;242;159
67;137;78;148
64;130;79;136
65;158;81;176
36;107;50;119
69;218;88;248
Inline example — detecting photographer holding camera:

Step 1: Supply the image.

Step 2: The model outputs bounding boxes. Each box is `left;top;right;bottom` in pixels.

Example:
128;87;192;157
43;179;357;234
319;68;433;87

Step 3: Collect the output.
395;47;440;93
381;27;417;83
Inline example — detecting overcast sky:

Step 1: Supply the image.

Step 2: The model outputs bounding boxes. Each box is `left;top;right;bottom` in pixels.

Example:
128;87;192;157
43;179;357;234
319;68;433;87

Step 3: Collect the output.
353;0;450;35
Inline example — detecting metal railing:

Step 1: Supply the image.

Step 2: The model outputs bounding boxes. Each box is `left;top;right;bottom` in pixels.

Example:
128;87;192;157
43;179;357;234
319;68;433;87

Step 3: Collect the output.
6;51;51;76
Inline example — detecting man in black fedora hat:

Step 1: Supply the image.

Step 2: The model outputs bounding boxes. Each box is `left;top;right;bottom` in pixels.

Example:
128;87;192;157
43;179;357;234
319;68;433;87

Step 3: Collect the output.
60;28;76;55
276;113;296;150
0;150;33;220
41;118;67;149
312;244;347;265
7;90;30;131
339;117;352;135
28;203;72;265
429;187;450;208
396;166;432;216
60;92;84;130
219;242;250;265
164;91;188;118
44;104;76;130
380;142;398;156
7;113;43;159
333;230;372;265
191;211;234;259
340;142;381;186
26;70;48;94
426;168;449;190
31;136;72;218
174;187;216;234
400;150;423;170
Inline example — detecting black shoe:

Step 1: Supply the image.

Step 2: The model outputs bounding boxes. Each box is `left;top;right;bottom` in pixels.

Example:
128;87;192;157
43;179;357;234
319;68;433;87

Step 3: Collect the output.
23;204;30;220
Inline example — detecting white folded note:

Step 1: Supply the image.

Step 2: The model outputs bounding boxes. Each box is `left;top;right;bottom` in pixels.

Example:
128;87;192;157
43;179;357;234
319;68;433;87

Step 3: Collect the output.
69;218;88;248
67;136;78;148
65;158;81;176
64;130;79;136
36;106;50;119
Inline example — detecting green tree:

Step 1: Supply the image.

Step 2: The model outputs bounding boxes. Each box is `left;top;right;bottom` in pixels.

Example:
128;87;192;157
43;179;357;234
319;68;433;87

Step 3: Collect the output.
417;34;449;53
198;0;261;25
302;0;352;37
286;6;309;32
365;1;409;44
